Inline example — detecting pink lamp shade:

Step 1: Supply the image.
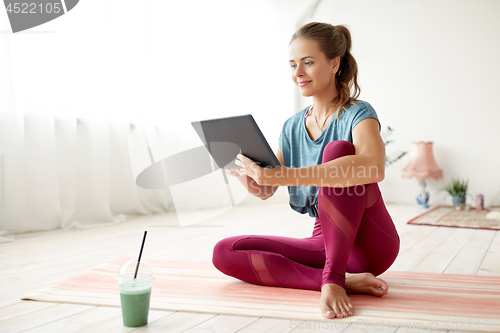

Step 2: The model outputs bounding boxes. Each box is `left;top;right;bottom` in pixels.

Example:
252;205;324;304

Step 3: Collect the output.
402;142;443;181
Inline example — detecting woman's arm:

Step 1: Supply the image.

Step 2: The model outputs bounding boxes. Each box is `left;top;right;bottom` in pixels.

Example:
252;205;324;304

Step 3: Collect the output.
226;148;283;200
237;118;385;188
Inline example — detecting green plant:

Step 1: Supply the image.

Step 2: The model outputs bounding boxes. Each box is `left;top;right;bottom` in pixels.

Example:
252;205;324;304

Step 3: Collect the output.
382;126;408;166
440;177;469;197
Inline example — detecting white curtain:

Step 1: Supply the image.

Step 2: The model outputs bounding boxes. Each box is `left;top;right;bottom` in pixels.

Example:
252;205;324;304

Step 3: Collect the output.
0;0;306;241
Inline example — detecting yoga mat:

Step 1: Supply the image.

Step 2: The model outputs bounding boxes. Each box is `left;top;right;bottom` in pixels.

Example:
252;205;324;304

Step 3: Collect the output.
408;206;500;230
22;257;500;332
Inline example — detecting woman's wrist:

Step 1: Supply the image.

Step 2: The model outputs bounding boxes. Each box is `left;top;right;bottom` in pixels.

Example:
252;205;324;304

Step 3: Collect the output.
258;166;289;187
234;173;275;199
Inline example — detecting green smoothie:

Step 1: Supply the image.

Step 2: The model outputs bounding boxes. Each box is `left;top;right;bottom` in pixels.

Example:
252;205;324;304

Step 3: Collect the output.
120;288;151;327
117;272;154;327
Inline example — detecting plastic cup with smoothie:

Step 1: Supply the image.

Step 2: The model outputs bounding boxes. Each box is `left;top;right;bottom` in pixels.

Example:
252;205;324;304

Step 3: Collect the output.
116;259;155;327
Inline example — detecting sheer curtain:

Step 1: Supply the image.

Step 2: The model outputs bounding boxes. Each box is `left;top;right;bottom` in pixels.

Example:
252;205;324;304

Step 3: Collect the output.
0;0;304;241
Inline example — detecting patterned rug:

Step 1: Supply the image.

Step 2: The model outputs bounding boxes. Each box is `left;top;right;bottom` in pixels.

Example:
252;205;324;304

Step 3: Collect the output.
407;206;500;230
22;257;500;332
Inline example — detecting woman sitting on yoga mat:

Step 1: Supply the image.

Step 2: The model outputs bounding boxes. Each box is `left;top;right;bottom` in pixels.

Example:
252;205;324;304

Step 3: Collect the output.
212;22;400;320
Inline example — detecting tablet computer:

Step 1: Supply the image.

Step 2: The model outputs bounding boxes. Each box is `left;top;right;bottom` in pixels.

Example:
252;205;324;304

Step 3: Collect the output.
191;114;281;169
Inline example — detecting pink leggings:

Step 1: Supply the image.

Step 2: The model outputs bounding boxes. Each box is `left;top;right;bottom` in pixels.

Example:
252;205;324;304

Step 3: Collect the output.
212;140;400;291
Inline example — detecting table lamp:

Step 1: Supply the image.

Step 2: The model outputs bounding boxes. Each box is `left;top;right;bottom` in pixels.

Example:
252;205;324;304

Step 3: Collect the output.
402;142;443;208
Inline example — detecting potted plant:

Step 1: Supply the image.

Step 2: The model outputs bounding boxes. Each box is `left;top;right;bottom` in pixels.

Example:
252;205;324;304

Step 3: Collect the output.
440;177;469;204
382;126;408;166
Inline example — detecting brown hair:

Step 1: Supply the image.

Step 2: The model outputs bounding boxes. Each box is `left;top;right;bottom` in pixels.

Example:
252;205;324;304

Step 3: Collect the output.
290;22;360;119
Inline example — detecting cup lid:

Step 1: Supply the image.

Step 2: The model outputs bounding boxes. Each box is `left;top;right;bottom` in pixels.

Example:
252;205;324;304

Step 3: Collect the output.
117;259;154;277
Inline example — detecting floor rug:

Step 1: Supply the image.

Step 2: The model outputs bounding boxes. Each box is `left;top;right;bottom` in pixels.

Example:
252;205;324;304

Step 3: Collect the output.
22;257;500;332
407;205;500;230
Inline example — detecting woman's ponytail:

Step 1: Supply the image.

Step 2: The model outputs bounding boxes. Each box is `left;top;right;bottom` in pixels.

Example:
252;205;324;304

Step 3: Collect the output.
290;23;360;118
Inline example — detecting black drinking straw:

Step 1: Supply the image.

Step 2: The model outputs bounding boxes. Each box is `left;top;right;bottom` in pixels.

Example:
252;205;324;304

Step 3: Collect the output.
134;231;147;279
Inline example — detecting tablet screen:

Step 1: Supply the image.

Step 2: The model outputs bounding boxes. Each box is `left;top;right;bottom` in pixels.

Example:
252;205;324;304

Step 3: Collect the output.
191;114;281;169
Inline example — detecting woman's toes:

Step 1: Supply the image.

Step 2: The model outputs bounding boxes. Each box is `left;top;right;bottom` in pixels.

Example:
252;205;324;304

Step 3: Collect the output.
331;305;343;318
337;304;350;318
344;305;354;316
374;278;388;293
324;311;336;319
325;303;354;318
369;286;387;296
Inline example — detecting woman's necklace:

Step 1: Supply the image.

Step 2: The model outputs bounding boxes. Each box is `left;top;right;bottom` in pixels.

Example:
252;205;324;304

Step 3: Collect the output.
309;105;333;135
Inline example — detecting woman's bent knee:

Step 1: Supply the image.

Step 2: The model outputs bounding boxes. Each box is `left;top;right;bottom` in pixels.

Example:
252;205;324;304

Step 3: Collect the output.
212;236;246;274
212;238;232;273
322;140;355;163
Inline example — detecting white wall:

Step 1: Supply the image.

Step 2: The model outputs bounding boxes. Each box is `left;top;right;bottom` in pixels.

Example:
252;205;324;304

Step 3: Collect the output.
0;0;310;230
2;0;499;218
300;0;500;206
0;0;310;160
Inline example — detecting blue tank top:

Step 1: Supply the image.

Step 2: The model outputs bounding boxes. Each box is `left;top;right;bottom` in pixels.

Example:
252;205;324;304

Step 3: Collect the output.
278;100;381;217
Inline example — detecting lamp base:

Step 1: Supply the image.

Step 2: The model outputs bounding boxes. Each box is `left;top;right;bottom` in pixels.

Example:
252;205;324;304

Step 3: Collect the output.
416;180;430;208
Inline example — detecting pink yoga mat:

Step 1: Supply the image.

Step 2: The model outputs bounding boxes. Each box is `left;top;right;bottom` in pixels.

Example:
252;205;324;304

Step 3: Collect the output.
22;257;500;332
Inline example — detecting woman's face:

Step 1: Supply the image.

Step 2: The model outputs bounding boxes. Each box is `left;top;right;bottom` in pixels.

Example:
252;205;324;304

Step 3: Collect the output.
288;38;339;97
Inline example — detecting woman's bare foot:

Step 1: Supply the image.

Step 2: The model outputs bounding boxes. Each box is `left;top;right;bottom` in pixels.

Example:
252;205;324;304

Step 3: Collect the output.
320;283;355;319
320;273;389;319
345;272;389;297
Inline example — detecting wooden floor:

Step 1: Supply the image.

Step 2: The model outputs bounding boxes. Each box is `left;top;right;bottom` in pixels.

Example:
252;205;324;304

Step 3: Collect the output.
1;198;499;333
